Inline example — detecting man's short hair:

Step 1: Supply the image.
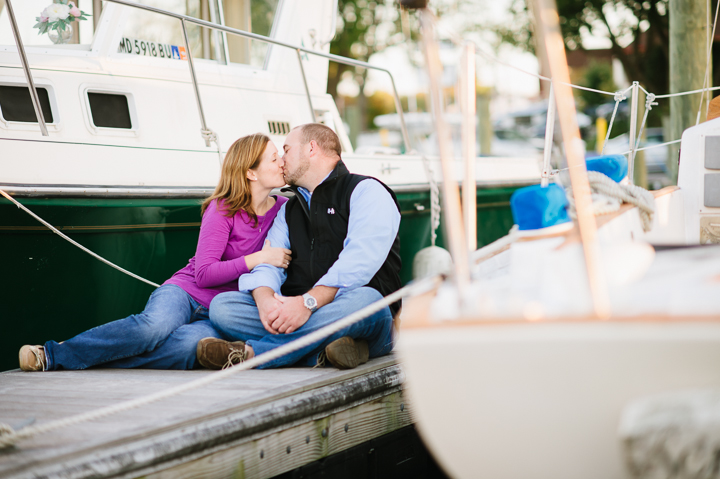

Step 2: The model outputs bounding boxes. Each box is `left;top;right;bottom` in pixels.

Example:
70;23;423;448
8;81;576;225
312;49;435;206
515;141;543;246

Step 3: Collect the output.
296;123;342;158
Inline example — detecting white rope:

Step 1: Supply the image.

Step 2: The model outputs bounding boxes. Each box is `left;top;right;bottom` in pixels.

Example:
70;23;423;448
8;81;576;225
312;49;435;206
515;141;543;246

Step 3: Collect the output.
614;138;682;157
201;128;223;165
696;0;720;125
633;93;658;153
432;10;720;102
0;275;441;449
420;154;441;246
0;189;161;289
655;85;720;99
565;171;656;232
601;90;628;155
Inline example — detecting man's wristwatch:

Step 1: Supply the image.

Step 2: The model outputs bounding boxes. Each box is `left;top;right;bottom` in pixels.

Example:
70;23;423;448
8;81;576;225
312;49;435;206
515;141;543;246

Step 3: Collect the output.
302;293;318;312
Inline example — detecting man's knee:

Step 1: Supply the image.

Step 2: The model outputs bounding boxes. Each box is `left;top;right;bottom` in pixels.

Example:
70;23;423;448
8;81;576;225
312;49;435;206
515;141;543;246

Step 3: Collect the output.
209;291;255;330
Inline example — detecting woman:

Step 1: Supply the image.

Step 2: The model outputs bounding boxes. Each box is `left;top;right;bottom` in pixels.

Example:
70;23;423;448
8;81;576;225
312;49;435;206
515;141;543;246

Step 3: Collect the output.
19;133;290;371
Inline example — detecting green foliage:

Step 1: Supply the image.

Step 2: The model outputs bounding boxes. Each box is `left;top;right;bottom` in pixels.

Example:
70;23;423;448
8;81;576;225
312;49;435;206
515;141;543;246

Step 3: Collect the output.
497;0;673;96
578;61;616;109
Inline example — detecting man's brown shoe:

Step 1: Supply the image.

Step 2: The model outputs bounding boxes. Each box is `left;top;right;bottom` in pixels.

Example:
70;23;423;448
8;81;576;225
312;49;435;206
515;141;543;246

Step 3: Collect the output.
196;338;246;370
322;337;369;370
19;345;47;371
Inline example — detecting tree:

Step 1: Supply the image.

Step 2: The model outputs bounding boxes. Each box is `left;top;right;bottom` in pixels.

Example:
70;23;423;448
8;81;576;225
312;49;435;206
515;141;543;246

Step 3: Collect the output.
496;0;681;96
327;0;464;129
328;0;406;129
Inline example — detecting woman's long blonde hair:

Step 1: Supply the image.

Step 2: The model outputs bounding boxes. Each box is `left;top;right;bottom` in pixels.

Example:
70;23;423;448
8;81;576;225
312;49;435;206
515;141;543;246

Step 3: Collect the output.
201;133;270;226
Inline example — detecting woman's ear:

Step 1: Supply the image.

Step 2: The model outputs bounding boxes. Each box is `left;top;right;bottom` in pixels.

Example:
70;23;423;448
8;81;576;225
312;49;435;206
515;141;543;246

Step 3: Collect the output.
247;170;257;181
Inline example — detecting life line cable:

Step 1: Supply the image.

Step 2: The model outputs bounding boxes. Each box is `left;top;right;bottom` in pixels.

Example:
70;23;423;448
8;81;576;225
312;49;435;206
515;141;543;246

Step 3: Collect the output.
0;189;161;289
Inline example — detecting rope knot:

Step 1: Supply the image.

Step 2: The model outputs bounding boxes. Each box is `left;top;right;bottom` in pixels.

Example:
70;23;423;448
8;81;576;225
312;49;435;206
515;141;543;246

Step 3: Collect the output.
200;128;218;143
614;91;627;102
645;93;658;111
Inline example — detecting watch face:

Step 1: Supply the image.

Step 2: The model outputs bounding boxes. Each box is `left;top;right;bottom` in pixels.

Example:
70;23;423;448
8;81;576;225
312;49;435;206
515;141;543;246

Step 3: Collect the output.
305;296;317;308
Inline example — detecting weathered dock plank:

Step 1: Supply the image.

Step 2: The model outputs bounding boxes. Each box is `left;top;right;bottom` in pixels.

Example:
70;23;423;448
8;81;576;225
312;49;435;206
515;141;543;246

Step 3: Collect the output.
0;356;408;479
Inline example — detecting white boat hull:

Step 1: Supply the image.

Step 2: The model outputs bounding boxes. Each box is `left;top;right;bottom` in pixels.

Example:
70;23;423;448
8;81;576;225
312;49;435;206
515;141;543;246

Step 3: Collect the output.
399;320;720;479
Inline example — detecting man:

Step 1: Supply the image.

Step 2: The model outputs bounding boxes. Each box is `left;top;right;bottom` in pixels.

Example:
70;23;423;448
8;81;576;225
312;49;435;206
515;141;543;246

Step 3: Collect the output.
199;123;402;370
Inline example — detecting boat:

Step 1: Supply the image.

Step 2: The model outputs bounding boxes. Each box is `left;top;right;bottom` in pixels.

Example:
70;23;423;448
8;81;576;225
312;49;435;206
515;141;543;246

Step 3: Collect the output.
0;0;540;372
395;1;720;478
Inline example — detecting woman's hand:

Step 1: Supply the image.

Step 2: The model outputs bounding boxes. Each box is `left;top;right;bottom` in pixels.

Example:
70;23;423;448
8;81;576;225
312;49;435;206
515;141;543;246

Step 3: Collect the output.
245;240;292;270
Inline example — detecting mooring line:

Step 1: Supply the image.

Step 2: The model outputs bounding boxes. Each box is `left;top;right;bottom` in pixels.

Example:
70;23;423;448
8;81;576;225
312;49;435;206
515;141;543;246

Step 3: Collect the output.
0;189;161;288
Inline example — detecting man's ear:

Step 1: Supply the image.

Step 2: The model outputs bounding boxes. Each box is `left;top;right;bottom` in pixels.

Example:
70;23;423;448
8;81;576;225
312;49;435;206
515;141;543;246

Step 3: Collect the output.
308;140;318;157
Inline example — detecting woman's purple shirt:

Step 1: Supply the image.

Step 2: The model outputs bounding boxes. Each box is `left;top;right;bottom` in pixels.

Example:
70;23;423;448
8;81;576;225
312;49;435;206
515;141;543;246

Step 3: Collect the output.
164;195;288;308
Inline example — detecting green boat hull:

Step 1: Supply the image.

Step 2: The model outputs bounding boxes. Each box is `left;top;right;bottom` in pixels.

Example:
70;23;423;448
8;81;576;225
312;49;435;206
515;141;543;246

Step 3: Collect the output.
0;187;519;372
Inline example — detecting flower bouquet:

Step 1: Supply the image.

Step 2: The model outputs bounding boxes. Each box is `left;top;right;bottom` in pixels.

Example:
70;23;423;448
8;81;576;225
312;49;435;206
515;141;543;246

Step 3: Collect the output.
34;0;90;43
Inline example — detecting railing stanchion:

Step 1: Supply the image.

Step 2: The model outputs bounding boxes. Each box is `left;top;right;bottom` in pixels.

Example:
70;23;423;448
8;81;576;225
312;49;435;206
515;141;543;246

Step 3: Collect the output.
181;18;211;146
541;83;556;187
5;0;49;136
296;49;317;123
388;74;411;153
628;81;640;183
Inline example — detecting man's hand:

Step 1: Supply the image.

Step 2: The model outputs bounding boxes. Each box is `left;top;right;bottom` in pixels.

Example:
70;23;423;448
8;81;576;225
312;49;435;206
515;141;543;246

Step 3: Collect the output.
271;294;311;334
252;287;281;334
270;286;339;334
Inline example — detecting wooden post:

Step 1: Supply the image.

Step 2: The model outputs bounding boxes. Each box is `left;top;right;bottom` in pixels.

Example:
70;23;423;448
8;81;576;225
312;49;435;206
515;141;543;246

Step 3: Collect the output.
477;86;492;156
531;0;611;319
669;0;709;183
460;42;477;252
634;88;648;189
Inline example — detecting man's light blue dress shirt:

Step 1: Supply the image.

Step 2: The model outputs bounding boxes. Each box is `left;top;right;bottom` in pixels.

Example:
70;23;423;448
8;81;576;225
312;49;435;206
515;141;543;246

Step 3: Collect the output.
237;178;401;297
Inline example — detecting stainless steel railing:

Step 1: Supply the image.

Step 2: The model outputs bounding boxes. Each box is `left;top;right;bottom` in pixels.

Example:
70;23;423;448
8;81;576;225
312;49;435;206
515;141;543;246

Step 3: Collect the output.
4;0;412;152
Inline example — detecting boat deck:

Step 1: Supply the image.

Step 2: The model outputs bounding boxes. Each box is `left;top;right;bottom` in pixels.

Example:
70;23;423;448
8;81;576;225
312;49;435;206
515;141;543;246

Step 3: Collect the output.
0;356;410;479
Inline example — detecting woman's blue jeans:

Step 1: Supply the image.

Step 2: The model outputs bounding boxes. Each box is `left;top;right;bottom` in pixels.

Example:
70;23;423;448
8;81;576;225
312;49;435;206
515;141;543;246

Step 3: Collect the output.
209;287;394;369
44;284;223;370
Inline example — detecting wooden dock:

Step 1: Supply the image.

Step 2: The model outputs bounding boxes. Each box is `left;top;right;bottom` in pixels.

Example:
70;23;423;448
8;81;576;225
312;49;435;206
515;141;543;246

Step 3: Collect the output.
0;356;413;478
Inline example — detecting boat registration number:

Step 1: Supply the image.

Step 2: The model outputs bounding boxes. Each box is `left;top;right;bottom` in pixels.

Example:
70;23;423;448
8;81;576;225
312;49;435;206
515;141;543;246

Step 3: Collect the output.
118;37;187;61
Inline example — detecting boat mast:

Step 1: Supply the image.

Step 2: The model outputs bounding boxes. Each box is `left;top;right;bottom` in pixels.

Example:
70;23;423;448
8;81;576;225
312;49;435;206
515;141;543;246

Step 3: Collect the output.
530;0;611;319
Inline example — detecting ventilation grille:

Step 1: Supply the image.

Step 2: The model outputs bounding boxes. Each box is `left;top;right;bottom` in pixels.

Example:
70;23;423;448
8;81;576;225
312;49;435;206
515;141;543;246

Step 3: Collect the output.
268;121;290;135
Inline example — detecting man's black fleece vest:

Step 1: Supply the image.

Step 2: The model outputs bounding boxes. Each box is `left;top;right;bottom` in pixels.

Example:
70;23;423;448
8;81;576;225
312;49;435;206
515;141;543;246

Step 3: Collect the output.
281;161;402;316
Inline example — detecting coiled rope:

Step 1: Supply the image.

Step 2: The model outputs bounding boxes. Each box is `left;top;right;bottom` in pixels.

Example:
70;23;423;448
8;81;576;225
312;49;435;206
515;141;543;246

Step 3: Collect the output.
0;189;161;289
0;275;441;449
565;171;656;232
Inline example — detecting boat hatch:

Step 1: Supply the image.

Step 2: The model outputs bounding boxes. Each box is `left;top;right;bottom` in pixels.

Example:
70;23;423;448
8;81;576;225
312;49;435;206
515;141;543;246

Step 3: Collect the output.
0;84;53;123
268;120;290;135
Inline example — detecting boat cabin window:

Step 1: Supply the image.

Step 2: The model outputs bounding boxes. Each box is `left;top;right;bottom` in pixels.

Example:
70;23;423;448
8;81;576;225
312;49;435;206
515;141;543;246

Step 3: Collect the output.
120;0;224;62
118;0;279;67
0;0;97;47
223;0;279;67
0;85;54;123
87;92;132;129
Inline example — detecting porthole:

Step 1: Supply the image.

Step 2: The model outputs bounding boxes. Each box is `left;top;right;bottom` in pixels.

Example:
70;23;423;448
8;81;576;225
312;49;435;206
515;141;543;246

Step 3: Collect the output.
87;92;132;129
0;85;54;123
